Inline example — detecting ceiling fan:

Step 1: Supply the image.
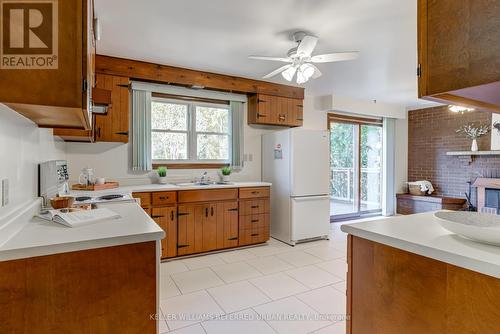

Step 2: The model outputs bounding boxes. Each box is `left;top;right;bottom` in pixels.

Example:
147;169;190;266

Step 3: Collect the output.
249;31;359;85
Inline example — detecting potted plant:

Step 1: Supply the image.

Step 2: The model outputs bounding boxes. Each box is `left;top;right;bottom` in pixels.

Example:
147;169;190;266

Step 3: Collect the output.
221;166;232;183
156;166;168;184
456;123;490;152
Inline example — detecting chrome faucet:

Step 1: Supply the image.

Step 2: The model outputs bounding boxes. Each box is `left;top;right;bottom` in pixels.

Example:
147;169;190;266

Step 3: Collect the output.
200;171;208;184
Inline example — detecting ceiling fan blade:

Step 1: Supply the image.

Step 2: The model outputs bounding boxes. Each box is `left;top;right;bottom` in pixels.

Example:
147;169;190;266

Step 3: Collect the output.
297;35;318;56
248;55;291;62
310;52;359;63
309;64;322;79
263;64;293;79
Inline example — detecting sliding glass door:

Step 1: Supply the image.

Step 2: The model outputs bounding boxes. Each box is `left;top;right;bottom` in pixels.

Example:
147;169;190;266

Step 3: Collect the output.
329;114;383;221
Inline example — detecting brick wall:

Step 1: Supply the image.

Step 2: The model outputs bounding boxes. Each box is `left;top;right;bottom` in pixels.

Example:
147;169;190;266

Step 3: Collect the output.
408;106;499;201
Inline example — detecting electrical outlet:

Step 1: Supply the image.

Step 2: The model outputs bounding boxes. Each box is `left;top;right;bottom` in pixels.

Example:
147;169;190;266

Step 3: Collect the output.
2;178;8;207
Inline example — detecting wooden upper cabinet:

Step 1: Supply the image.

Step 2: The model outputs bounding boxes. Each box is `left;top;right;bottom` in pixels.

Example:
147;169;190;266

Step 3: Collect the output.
248;94;304;127
94;74;130;142
0;0;96;129
418;0;500;111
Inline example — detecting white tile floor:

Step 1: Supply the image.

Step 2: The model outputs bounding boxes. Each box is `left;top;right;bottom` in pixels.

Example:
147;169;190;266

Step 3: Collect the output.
158;223;349;334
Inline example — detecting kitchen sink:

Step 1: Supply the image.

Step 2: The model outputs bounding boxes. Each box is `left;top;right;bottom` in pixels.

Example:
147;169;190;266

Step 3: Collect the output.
176;182;233;187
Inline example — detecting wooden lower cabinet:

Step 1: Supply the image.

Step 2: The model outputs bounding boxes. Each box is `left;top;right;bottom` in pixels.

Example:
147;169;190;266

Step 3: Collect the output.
220;201;239;248
347;235;500;333
136;187;270;259
177;205;196;256
0;242;157;333
152;206;177;258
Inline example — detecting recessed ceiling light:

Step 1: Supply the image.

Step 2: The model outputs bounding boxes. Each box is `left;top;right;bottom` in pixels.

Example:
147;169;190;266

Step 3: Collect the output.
448;105;475;113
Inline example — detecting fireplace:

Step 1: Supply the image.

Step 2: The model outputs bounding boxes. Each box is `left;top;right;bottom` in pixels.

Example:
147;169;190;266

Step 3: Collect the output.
472;178;500;213
485;188;500;214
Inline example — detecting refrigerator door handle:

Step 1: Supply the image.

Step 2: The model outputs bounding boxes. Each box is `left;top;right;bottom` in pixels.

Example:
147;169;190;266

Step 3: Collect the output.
292;195;330;201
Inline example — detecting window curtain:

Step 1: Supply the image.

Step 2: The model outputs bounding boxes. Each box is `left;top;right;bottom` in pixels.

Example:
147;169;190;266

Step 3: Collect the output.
230;101;245;170
131;89;152;171
382;117;396;216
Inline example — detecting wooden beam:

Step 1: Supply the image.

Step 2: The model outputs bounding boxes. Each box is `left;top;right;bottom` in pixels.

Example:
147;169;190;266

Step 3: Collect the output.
95;55;304;99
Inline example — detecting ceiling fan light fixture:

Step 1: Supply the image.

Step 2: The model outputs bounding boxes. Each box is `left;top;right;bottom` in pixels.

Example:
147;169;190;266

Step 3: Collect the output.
281;66;297;81
296;68;308;85
299;63;315;80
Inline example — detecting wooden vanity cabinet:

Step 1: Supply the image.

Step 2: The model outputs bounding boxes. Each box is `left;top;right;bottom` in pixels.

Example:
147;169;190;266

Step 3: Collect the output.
134;187;270;259
248;94;303;127
418;0;500;111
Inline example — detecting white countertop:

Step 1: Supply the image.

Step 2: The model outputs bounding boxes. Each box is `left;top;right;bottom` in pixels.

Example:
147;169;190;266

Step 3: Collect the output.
341;212;500;279
70;181;272;197
0;201;165;261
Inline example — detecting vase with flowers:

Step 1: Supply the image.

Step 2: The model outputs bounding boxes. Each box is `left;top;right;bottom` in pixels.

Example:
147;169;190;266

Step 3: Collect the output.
456;123;491;152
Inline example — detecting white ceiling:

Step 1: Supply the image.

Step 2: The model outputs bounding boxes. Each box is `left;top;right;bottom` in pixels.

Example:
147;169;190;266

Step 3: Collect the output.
95;0;427;108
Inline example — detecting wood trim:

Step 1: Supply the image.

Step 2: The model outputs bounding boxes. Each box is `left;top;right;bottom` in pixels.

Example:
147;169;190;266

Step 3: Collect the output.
327;113;383;127
152;92;230;105
95;55;304;99
426;92;500;113
153;163;229;169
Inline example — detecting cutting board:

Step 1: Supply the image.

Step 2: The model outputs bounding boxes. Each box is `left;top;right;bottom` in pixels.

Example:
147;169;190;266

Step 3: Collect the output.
71;182;119;191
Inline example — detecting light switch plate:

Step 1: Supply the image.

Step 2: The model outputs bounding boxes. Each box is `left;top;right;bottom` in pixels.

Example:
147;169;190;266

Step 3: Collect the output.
2;178;8;206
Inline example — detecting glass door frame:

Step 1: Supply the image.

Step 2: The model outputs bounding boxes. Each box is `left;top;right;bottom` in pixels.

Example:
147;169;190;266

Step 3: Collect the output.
328;113;383;222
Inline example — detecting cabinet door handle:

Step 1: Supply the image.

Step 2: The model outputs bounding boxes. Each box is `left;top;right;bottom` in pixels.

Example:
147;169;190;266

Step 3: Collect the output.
205;208;208;217
97;127;101;138
228;237;238;241
258;99;267;103
251;219;259;223
170;211;174;221
251;191;259;194
151;215;164;218
296;118;304;121
251;205;259;209
228;208;238;212
251;233;259;237
257;113;267;118
159;196;169;200
177;244;190;248
115;131;128;136
211;207;214;216
177;212;189;216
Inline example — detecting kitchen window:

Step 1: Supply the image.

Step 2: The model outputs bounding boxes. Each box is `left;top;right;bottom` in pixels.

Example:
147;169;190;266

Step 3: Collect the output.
151;97;231;165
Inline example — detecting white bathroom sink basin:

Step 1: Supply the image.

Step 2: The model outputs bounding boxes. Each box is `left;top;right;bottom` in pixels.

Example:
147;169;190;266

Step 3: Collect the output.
434;211;500;246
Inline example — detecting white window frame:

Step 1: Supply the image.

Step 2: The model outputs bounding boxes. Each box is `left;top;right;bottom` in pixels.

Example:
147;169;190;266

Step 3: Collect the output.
151;97;232;165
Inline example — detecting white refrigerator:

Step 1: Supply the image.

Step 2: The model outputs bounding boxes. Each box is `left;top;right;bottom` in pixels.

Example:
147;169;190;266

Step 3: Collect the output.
262;128;331;245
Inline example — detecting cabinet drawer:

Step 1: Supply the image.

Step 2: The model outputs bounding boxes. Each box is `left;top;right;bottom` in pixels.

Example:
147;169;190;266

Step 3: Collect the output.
152;191;177;205
240;199;269;215
239;227;270;246
132;192;151;208
178;188;238;203
240;214;268;230
239;187;270;199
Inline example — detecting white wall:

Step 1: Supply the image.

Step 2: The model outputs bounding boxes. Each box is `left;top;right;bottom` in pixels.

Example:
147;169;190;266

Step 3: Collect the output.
0;104;66;219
